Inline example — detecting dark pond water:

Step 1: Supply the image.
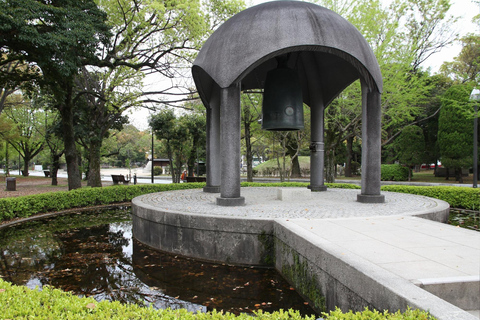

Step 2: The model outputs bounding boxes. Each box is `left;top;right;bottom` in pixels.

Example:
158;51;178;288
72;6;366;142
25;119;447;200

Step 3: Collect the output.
0;206;317;317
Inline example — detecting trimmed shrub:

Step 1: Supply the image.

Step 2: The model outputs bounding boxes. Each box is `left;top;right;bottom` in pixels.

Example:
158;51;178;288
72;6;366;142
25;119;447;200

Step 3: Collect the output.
381;164;409;181
0;183;205;222
381;185;480;210
240;182;361;189
0;279;436;319
153;166;163;175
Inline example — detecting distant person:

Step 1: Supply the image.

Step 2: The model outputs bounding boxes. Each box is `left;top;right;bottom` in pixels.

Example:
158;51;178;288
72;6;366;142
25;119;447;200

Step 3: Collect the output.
181;170;187;182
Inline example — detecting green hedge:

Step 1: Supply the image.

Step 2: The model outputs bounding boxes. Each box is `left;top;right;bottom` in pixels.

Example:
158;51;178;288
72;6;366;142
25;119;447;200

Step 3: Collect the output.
380;185;480;210
240;182;361;189
0;183;205;222
0;279;435;319
381;164;409;181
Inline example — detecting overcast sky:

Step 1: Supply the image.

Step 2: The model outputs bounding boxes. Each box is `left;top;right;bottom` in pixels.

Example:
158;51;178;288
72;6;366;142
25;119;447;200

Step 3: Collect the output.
128;0;479;131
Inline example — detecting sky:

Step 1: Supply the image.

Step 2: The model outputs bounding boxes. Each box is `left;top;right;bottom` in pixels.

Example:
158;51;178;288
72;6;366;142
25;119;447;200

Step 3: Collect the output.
128;0;479;131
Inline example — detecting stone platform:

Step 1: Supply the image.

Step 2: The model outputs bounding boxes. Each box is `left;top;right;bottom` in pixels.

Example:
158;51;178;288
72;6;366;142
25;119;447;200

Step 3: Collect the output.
132;187;478;320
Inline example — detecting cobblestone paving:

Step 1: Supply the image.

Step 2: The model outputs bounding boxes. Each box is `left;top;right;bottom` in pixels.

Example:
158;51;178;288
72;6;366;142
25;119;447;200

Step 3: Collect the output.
136;187;448;219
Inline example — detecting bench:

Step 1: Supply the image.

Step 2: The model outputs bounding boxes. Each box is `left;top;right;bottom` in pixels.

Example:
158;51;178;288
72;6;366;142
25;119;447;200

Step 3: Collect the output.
185;176;206;183
111;174;131;185
44;170;51;177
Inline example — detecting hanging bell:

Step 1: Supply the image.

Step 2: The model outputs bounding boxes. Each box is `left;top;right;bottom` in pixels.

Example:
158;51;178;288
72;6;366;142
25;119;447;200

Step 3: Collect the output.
262;65;304;131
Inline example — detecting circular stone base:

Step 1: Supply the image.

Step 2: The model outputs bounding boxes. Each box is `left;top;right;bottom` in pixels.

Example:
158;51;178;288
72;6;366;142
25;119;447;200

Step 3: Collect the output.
203;186;220;193
308;185;328;192
357;193;385;203
216;196;245;206
132;187;450;265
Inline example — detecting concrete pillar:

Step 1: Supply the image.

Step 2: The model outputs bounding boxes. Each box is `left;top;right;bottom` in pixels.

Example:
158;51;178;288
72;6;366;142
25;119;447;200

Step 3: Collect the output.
309;99;327;191
304;52;327;192
204;89;221;193
357;82;384;203
216;83;245;206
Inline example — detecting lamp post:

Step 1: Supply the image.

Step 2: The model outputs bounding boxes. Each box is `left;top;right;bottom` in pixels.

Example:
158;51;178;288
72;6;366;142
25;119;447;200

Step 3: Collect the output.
151;128;154;184
470;88;479;188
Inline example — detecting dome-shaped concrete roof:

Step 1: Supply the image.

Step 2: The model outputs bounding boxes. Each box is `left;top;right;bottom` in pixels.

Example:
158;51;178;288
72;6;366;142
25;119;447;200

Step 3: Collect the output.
192;0;382;108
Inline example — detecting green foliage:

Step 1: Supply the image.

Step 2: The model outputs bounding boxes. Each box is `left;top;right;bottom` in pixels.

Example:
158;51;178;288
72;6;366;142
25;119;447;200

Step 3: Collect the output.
240;182;361;189
153;166;163;175
322;307;436;320
438;84;475;170
0;183;205;222
380;185;480;210
0;279;435;319
394;125;426;167
381;164;410;181
0;0;110;83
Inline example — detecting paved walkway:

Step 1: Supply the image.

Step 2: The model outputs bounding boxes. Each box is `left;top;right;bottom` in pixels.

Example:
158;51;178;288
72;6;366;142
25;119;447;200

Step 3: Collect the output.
290;216;480;318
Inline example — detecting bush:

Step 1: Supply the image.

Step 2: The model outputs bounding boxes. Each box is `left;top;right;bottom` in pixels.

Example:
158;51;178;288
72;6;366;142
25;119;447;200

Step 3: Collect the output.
381;185;480;210
0;279;435;319
0;183;205;222
381;164;409;181
323;307;436;319
153;166;163;175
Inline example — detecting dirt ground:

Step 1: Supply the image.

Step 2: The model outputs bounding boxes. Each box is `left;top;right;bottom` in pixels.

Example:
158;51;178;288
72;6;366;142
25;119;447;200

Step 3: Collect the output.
0;175;113;198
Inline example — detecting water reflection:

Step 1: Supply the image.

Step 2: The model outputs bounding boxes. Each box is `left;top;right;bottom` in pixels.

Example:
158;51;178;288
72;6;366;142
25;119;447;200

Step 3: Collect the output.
0;207;317;316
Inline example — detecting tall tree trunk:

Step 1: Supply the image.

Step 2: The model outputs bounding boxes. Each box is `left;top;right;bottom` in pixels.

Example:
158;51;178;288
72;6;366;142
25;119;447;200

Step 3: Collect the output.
4;141;9;176
87;140;102;187
456;168;463;183
166;143;178;183
51;153;61;186
242;104;255;182
325;148;336;183
22;151;30;176
59;85;82;190
187;138;197;177
285;133;301;178
245;117;254;182
345;136;353;177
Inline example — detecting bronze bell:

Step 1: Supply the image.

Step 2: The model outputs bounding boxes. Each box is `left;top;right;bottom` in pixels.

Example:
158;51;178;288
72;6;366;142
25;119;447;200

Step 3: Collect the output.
262;64;304;131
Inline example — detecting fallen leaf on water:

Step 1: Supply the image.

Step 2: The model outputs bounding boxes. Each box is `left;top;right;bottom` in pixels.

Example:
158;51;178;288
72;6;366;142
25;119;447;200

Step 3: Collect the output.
254;304;261;307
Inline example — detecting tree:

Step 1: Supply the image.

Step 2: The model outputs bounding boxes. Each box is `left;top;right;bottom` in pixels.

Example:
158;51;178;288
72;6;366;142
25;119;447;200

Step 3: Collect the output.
74;67;136;187
393;125;426;180
2;93;45;176
440;34;480;84
0;0;111;189
183;112;206;177
438;83;474;182
241;93;263;181
309;0;458;181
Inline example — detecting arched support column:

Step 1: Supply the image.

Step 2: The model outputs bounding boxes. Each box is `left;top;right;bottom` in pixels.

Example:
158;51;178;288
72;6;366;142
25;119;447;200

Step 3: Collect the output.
204;88;221;193
216;83;245;206
304;52;327;192
309;100;327;192
357;82;384;203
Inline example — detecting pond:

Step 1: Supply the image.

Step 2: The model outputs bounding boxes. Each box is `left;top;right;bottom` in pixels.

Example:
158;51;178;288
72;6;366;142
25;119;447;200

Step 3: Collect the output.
0;206;318;317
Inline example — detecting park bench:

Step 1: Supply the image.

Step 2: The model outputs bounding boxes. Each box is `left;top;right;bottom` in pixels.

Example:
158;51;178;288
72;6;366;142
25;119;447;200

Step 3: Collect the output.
111;174;131;185
185;176;206;183
44;170;51;177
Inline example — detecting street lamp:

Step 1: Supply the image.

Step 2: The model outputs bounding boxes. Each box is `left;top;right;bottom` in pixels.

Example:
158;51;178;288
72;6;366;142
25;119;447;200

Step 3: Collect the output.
470;88;479;188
